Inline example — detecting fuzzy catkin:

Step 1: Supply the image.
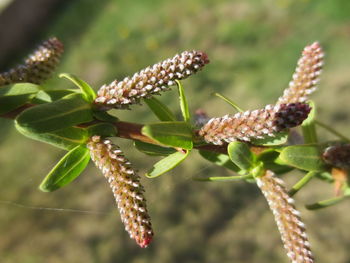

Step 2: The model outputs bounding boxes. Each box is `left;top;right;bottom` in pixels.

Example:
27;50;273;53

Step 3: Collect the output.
87;136;153;248
277;42;324;105
199;103;311;145
257;170;314;263
0;37;64;86
94;50;209;109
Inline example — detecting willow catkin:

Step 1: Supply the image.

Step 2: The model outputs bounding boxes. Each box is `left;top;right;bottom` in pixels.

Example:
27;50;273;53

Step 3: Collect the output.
87;136;153;248
256;170;314;263
0;37;64;86
94;50;209;109
277;42;324;105
199;103;311;145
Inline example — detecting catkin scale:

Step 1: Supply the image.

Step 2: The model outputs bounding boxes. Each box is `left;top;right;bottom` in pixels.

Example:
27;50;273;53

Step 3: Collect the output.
95;50;209;109
257;170;314;263
87;136;153;248
0;37;64;85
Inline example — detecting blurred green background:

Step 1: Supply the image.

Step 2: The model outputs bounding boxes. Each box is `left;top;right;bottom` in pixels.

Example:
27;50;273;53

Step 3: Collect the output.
1;0;350;262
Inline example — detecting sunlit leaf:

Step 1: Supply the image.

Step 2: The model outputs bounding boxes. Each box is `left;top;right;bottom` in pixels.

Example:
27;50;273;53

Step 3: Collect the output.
279;145;325;171
176;80;190;122
213;92;244;112
15;93;94;133
0;83;40;114
39;145;90;192
16;125;88;150
302;100;318;144
250;132;288;146
134;141;176;156
145;150;190;178
144;97;176;121
60;73;96;102
199;150;240;172
142;121;193;150
228;141;255;171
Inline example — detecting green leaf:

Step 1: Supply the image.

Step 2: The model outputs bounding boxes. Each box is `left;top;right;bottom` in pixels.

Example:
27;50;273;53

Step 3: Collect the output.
0;94;33;114
228;141;255;171
39;145;90;192
145;150;190;178
142;121;193;150
144;97;176;121
257;149;293;174
15;93;94;133
279;145;325;171
31;89;76;104
176;80;190;122
302;100;318;144
134;141;176;156
0;83;40;114
250;132;289;146
16;125;88;150
86;123;117;137
213;92;244;112
60;73;96;102
199;150;240;172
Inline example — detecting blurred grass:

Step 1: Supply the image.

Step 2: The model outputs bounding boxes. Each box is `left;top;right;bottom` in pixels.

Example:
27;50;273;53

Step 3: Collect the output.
1;0;350;262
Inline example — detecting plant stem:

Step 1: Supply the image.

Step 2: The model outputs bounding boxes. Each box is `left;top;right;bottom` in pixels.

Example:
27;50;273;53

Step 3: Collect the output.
288;171;317;196
306;195;349;210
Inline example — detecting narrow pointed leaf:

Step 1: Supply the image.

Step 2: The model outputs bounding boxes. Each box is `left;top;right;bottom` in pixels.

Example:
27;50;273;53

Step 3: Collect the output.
15;93;94;133
279;145;325;171
176;80;190;122
302;100;318;143
145;150;190;178
142;121;193;150
134;141;176;156
214;92;244;112
60;73;96;102
199;150;240;172
144;97;176;121
16;125;88;150
250;132;288;146
39;145;91;192
228;141;255;171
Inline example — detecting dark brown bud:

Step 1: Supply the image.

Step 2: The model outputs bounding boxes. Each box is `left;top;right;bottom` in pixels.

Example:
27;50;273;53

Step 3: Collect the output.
87;136;153;248
95;50;209;109
322;144;350;170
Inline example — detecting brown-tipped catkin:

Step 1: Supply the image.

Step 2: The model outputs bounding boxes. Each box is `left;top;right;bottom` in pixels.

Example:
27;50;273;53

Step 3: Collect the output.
87;136;153;248
277;42;324;105
0;37;64;86
94;50;209;109
257;170;314;263
199;103;311;145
